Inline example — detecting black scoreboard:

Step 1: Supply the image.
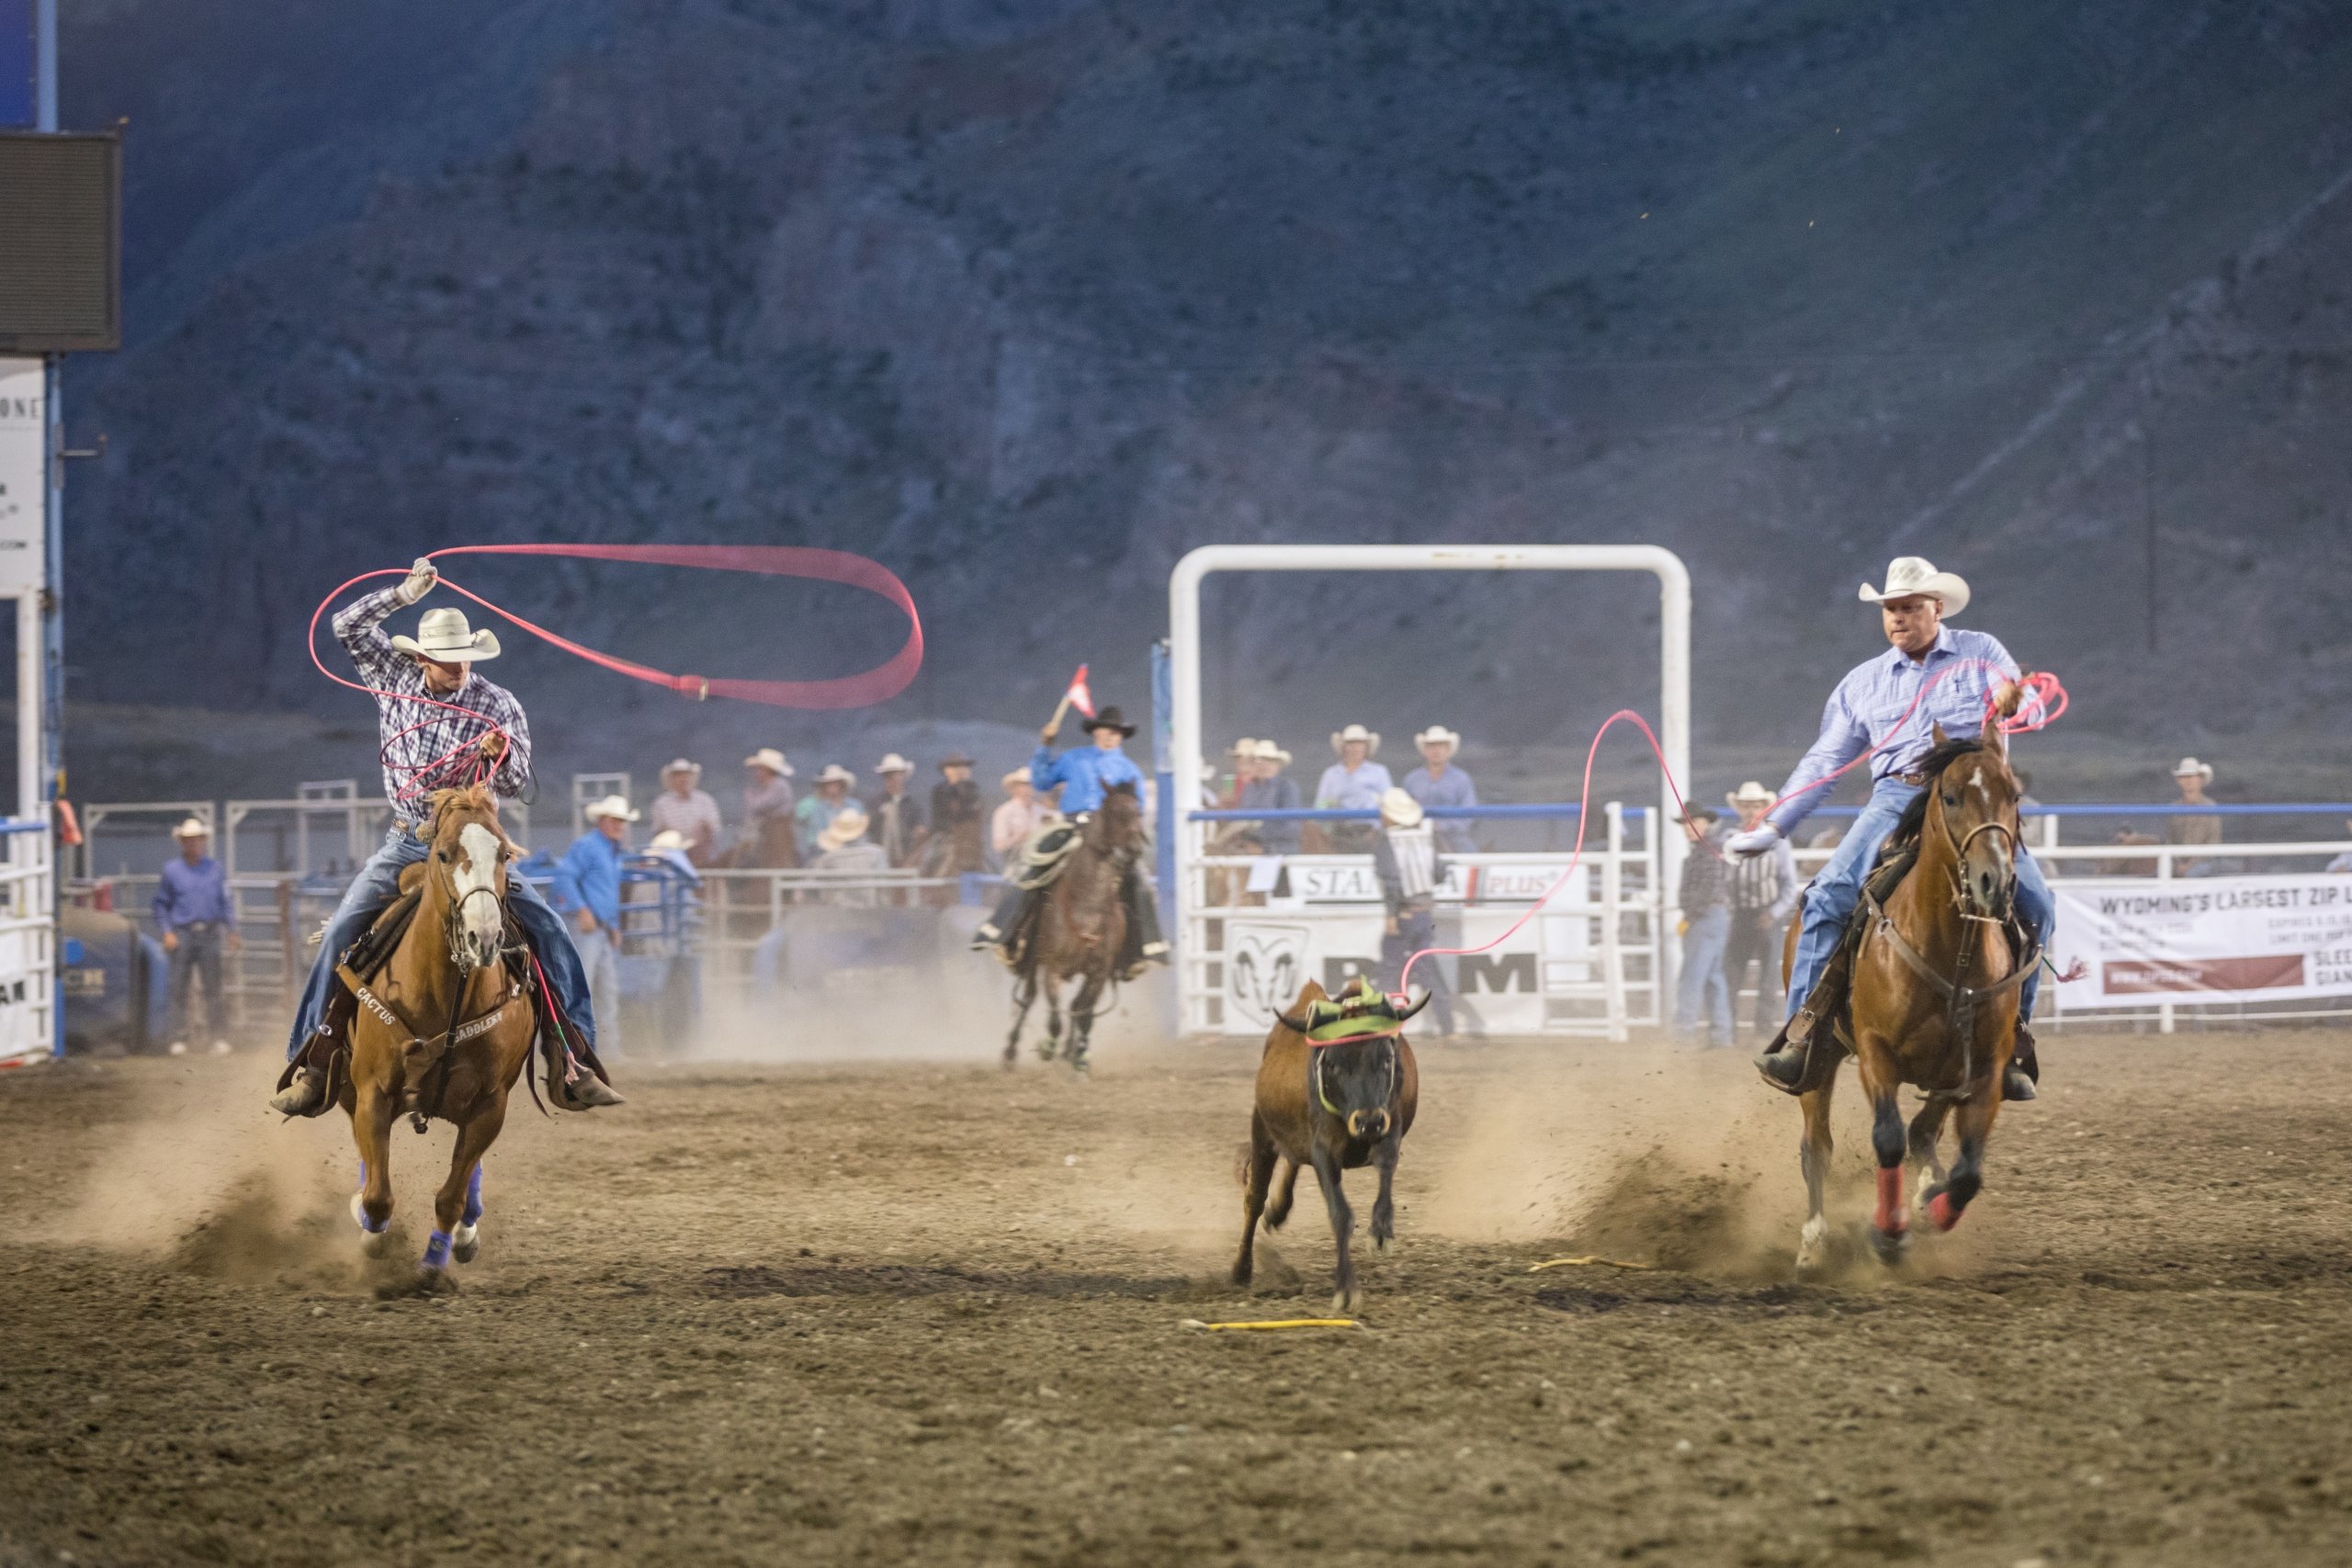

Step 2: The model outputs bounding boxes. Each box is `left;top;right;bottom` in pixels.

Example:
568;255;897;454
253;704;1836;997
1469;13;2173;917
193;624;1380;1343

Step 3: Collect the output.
0;130;120;354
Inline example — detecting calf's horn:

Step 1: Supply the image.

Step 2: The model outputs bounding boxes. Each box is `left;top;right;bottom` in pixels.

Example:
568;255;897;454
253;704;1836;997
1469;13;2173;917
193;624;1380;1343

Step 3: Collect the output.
1391;989;1432;1022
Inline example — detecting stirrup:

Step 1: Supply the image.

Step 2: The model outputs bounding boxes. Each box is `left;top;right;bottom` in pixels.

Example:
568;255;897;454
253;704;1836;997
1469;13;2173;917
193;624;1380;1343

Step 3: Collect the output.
1752;1011;1816;1096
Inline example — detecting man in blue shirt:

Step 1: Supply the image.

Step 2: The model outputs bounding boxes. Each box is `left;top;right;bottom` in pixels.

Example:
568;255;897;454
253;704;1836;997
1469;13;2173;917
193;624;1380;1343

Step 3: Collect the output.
1728;557;2050;1100
550;795;639;1061
1402;726;1480;855
973;705;1167;976
155;818;238;1054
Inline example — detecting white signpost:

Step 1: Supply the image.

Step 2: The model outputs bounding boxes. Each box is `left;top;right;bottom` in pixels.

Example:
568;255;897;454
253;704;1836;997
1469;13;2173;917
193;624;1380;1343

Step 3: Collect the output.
0;358;54;1065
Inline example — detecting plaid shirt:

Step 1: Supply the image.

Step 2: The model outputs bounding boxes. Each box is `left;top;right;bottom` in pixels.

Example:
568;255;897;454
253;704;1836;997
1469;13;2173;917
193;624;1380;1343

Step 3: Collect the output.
334;586;534;823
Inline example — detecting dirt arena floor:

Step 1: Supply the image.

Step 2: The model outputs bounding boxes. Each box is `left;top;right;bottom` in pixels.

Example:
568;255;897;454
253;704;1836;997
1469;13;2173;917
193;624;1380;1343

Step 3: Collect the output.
6;1025;2352;1567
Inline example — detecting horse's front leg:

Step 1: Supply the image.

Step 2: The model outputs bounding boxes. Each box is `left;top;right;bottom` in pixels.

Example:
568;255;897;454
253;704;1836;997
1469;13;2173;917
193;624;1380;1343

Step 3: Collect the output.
1310;1145;1359;1313
428;1096;508;1286
1856;1040;1910;1266
1065;970;1106;1073
1037;976;1063;1062
1003;973;1035;1069
1907;1096;1953;1223
349;1072;396;1257
1796;1078;1836;1278
1925;1077;2001;1232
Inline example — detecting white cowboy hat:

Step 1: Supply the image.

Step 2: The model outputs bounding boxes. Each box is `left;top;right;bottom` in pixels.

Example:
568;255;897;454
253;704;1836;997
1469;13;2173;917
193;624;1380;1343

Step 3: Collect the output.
1378;786;1424;828
171;817;210;839
390;606;501;663
661;757;702;778
818;807;870;852
815;763;856;786
743;747;793;776
2172;757;2215;781
1414;726;1461;751
1330;723;1381;757
584;794;639;824
1227;737;1259;755
1859;556;1971;617
1250;739;1292;764
1002;766;1033;788
1725;780;1775;807
648;829;687;852
875;752;914;774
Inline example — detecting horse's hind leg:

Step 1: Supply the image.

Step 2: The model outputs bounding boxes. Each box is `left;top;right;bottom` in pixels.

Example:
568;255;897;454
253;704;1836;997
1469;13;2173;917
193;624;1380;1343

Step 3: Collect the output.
349;1077;396;1257
1795;1080;1835;1278
1004;973;1036;1069
1907;1097;1953;1223
1232;1114;1277;1285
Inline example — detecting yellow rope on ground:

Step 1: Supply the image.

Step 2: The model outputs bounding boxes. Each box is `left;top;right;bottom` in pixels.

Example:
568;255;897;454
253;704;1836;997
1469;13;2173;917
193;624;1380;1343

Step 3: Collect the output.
1526;1256;1655;1272
1179;1317;1363;1331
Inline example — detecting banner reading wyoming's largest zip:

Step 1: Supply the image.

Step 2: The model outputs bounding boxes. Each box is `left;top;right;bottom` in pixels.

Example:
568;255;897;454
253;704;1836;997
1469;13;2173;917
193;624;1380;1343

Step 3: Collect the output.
2049;874;2352;1009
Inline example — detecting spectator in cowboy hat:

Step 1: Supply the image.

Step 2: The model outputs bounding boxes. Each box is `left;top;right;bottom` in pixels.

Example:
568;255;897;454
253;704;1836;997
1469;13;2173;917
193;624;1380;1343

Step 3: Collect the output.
1316;723;1393;852
813;806;888;905
1238;739;1303;854
795;763;860;859
866;752;929;868
738;748;798;869
991;767;1050;870
154;816;238;1055
925;752;988;883
1403;725;1480;854
649;757;723;866
1720;782;1799;1040
1220;738;1260;807
550;795;639;1059
2166;756;2222;874
1373;787;1455;1036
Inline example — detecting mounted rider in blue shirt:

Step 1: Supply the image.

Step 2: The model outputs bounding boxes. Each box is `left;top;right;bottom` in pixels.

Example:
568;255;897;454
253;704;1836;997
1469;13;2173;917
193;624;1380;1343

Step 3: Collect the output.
973;705;1169;977
1730;557;2050;1102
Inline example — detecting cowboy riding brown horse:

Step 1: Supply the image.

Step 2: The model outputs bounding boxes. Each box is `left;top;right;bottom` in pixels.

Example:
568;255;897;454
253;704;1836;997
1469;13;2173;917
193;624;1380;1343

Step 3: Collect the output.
1002;782;1148;1071
339;785;552;1290
1788;712;2041;1277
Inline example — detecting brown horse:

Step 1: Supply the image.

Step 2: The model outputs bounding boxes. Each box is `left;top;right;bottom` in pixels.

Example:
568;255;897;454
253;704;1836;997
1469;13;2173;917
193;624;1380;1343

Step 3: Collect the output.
1003;783;1147;1072
1790;713;2035;1276
1231;977;1424;1311
344;784;540;1292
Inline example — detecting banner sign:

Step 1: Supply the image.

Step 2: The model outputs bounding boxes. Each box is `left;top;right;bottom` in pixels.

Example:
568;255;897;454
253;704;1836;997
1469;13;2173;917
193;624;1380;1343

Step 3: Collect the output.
0;357;44;596
1217;907;1606;1035
2049;874;2352;1008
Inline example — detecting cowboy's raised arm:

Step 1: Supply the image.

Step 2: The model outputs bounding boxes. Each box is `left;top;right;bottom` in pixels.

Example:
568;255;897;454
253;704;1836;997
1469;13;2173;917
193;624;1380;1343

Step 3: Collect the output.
1764;681;1871;840
1028;739;1069;792
332;558;438;682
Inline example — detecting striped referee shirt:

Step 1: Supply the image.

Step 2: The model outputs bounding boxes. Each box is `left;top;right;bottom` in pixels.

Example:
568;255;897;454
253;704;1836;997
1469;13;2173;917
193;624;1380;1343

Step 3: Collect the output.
334;586;534;824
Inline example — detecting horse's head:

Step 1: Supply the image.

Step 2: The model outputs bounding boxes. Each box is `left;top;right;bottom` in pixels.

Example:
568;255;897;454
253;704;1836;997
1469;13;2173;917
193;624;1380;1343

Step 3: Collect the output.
1923;721;2021;920
1088;782;1148;857
420;784;515;970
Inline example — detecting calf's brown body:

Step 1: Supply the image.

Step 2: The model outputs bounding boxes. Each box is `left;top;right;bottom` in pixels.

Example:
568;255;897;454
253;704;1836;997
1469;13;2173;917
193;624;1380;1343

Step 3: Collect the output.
1231;979;1422;1311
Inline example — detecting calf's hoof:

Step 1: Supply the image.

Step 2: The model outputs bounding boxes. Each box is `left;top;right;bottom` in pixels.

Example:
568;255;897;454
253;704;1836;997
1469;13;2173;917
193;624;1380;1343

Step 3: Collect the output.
1229;1259;1253;1287
1330;1285;1361;1314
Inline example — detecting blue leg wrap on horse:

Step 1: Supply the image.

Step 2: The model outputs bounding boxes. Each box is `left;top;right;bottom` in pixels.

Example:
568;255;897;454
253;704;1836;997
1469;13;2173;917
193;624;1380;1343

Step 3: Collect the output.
423;1229;452;1270
462;1165;484;1226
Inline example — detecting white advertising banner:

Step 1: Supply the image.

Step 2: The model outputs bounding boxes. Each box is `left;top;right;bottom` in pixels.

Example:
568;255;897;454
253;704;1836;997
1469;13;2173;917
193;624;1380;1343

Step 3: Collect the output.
1214;856;1618;1035
0;357;45;598
2049;874;2352;1009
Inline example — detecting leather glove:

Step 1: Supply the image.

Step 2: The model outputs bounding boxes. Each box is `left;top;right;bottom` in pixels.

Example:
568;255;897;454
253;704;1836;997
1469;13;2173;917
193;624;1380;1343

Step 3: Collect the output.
396;556;438;605
1724;824;1782;857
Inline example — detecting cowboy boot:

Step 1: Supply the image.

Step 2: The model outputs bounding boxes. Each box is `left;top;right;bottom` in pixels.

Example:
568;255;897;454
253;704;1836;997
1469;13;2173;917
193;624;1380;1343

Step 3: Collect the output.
1753;945;1854;1095
547;1047;626;1110
269;1056;329;1117
2003;1023;2041;1102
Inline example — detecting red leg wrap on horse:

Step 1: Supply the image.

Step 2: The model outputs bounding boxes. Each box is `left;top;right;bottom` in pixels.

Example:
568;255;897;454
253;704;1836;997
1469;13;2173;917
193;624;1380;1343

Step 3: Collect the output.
1873;1167;1906;1235
1928;1190;1962;1232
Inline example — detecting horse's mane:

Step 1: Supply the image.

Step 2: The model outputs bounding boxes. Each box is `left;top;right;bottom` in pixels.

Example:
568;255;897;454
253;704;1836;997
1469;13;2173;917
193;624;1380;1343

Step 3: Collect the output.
1894;732;2006;843
416;783;517;854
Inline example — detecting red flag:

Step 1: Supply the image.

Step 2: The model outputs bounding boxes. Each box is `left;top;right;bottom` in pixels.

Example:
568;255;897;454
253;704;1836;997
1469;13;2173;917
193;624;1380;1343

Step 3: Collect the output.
1063;664;1095;717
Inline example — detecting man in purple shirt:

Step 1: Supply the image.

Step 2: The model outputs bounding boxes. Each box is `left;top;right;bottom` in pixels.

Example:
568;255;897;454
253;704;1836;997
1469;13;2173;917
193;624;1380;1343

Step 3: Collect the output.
1729;558;2050;1100
155;818;238;1055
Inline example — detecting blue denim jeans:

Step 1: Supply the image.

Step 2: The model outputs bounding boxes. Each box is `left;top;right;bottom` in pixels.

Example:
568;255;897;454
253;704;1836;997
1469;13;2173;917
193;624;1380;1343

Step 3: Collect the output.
284;826;594;1059
1674;905;1733;1043
1785;781;2054;1023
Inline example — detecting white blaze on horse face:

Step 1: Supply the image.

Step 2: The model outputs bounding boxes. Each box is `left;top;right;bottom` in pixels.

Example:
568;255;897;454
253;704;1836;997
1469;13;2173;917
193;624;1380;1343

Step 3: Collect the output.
456;822;505;953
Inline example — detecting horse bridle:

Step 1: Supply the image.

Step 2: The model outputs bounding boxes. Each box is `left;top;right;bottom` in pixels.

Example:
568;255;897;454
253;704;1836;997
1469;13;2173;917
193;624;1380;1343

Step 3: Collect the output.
432;823;510;974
